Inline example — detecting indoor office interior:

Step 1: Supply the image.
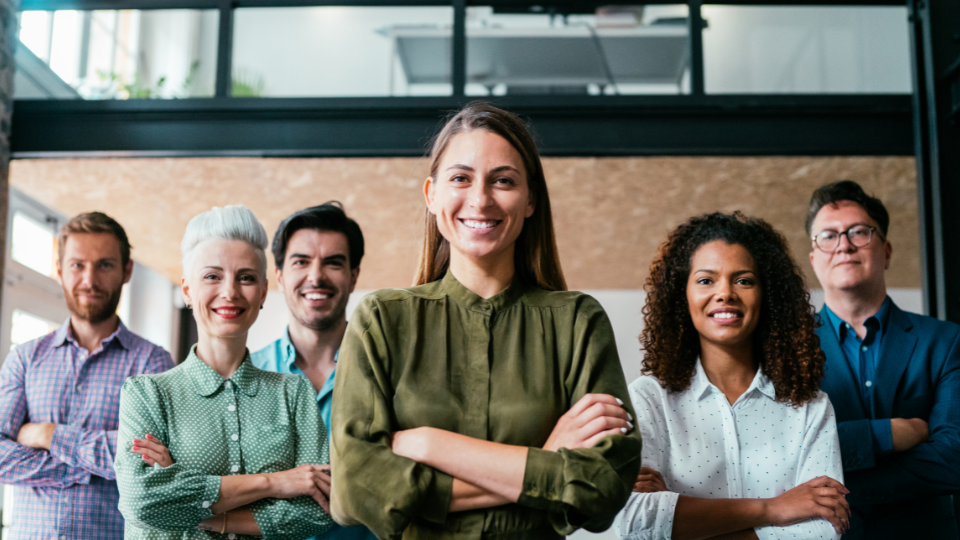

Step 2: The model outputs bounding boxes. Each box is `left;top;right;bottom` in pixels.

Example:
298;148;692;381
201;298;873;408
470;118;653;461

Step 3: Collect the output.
1;0;956;538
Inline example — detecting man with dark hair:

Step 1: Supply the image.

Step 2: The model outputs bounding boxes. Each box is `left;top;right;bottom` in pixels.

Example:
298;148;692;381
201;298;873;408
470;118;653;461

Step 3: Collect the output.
0;212;174;540
806;181;960;539
252;202;374;540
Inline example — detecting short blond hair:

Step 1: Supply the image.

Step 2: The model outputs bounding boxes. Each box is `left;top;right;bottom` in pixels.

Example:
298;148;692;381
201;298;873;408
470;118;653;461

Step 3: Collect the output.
59;212;132;267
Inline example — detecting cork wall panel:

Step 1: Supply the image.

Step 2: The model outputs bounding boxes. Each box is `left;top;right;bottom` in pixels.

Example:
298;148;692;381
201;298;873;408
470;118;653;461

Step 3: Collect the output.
10;156;918;290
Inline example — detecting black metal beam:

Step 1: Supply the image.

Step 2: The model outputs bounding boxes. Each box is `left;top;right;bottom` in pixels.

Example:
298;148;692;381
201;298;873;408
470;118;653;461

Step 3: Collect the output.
214;0;233;97
10;95;912;158
451;0;465;97
687;0;704;95
16;0;907;13
909;0;960;322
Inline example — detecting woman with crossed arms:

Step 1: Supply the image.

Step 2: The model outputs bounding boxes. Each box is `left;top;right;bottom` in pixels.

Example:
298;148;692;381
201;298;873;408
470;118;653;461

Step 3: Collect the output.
331;102;641;539
616;212;849;540
115;205;334;540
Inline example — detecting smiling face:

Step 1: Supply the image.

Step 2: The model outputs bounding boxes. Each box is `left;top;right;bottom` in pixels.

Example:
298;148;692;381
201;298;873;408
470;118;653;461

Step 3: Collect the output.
58;233;133;324
277;228;358;332
182;239;268;341
425;129;535;269
687;240;763;353
809;200;891;296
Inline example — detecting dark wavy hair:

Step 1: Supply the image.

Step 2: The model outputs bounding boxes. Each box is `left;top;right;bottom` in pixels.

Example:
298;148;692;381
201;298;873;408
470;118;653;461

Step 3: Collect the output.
640;212;824;407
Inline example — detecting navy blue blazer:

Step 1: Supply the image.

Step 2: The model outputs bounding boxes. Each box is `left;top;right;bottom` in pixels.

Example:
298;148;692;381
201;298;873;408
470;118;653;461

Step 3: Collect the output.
817;301;960;539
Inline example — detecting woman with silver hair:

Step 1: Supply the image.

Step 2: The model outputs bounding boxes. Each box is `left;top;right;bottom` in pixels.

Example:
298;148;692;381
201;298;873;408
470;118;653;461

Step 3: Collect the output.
115;205;335;540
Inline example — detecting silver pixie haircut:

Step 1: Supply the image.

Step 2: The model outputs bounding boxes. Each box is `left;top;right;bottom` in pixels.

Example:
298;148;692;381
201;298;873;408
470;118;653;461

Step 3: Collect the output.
181;205;269;278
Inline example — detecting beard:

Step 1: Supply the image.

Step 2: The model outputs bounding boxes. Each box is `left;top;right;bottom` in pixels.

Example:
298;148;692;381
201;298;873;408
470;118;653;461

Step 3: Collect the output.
290;283;350;332
65;284;123;324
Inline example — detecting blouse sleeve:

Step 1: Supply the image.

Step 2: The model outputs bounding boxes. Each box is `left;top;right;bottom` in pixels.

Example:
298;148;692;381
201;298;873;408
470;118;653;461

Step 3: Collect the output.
331;297;454;540
614;379;680;540
249;376;336;540
754;392;843;540
115;377;222;531
517;296;643;536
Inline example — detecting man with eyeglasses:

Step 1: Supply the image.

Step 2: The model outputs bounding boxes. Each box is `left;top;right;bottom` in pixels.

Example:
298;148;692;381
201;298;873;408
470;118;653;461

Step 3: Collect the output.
806;180;960;539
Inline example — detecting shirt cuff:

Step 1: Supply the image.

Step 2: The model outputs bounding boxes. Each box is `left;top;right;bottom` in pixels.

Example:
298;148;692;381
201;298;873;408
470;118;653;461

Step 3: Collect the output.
198;475;222;518
871;419;894;455
418;468;454;524
518;447;565;509
50;424;83;466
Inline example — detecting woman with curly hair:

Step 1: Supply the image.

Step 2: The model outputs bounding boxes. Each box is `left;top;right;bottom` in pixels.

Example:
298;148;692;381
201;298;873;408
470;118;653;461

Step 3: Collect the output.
615;212;848;540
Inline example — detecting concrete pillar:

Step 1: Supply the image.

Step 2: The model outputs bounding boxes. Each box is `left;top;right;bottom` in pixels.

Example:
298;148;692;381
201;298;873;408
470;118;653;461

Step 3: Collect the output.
0;0;16;308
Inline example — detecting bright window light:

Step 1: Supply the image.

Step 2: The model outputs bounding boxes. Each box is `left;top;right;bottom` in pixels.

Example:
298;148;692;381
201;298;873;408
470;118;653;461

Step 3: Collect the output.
9;310;59;351
11;211;56;277
18;11;53;61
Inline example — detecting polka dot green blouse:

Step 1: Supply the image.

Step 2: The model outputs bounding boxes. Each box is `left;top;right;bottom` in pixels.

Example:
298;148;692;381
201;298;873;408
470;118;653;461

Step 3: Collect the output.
115;347;334;540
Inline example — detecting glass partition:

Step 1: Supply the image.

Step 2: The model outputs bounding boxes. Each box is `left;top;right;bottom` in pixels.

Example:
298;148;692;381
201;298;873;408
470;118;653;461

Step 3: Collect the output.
16;9;218;99
465;5;690;96
232;6;453;97
702;5;911;94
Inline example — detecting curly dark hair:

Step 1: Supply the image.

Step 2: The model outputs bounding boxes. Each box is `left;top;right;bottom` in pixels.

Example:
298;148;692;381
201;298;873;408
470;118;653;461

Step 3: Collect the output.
640;212;825;407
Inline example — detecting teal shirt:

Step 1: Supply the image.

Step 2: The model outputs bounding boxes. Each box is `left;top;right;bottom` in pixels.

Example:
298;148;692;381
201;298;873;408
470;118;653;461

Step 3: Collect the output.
115;347;335;540
252;329;377;540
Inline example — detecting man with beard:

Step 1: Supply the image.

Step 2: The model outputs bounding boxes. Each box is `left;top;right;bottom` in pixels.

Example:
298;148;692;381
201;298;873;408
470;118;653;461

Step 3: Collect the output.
0;212;174;540
252;202;374;540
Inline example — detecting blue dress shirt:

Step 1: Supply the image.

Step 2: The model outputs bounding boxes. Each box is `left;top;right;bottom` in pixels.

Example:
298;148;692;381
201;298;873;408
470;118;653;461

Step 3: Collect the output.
252;328;377;540
823;297;894;454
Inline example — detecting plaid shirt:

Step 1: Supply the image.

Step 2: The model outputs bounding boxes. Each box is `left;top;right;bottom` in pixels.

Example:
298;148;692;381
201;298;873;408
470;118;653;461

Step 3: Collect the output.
0;319;174;540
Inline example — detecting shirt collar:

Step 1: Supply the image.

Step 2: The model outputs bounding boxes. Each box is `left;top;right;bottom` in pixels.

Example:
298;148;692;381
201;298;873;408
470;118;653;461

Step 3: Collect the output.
279;328;298;370
54;317;132;351
279;326;340;369
693;358;775;402
441;270;527;314
823;296;891;343
185;345;260;397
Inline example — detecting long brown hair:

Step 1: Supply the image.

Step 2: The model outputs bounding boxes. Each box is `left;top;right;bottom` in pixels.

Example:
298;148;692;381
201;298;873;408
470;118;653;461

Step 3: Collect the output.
414;102;566;291
641;212;825;407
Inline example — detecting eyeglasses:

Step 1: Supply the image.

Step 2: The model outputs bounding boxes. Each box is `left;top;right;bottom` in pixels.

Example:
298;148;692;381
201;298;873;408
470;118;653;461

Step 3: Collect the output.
812;224;883;253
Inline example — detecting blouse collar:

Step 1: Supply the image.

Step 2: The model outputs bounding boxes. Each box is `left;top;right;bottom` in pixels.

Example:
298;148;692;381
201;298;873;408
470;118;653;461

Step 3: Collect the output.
185;345;261;397
692;357;776;403
440;270;527;315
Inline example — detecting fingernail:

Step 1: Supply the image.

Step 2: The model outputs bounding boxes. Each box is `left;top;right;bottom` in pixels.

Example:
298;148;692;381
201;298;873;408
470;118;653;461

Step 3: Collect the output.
627;421;634;429
615;398;623;405
627;412;633;421
133;446;140;450
133;439;141;443
620;427;628;433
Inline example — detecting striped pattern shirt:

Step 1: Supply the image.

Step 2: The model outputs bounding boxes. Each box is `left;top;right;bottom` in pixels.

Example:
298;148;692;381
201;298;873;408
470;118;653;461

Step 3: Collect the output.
0;319;174;540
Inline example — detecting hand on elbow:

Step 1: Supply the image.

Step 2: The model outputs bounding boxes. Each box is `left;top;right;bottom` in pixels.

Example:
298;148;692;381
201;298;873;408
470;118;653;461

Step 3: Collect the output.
265;464;331;513
543;393;633;452
890;418;929;452
763;476;850;535
131;434;174;467
17;422;56;450
633;467;669;493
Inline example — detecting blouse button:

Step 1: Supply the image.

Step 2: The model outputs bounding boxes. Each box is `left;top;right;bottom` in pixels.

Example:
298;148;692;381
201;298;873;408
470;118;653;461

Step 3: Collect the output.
231;434;239;441
228;405;236;412
202;501;211;508
231;465;240;472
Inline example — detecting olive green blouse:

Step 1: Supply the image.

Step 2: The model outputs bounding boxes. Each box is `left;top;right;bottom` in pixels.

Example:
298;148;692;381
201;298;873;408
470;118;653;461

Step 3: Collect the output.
331;272;641;540
115;348;335;540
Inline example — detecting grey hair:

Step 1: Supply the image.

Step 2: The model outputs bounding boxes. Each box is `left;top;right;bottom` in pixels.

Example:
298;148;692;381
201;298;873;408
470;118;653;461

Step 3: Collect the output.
181;205;269;278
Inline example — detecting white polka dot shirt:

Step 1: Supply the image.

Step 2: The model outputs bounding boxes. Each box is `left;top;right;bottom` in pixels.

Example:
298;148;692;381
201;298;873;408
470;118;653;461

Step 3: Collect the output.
114;347;335;540
615;360;843;540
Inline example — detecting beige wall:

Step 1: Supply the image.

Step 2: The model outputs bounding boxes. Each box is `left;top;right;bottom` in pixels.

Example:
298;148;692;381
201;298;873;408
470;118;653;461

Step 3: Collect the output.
10;156;919;290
